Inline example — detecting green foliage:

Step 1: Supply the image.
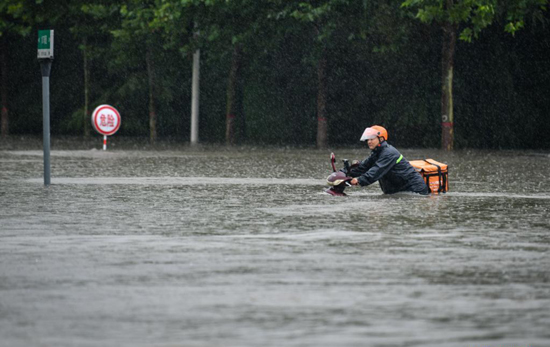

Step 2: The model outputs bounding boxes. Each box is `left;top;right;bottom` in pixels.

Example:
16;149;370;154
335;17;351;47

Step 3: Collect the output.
1;0;550;149
0;0;40;37
401;0;548;42
401;0;499;41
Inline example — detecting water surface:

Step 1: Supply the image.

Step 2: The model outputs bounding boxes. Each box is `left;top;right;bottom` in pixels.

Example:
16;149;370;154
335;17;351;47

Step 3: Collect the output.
1;143;549;346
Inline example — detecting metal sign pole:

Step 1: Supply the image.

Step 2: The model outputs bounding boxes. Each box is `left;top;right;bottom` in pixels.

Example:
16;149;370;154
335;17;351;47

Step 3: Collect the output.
41;60;52;186
38;29;54;186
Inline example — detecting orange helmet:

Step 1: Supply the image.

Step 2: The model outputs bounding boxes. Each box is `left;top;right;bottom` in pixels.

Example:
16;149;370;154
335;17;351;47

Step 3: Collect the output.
360;125;388;142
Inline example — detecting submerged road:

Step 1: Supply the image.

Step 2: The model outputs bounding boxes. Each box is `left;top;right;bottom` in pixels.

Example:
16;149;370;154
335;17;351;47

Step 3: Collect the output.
1;146;549;346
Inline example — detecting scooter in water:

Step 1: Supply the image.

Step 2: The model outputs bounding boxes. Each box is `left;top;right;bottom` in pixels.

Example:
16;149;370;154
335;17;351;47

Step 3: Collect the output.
325;153;359;196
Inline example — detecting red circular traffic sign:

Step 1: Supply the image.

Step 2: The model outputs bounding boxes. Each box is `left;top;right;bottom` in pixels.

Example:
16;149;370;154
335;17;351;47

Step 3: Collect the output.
91;105;121;136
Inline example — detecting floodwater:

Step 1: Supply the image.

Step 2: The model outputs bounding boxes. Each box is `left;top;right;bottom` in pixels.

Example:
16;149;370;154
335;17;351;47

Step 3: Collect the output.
1;139;549;347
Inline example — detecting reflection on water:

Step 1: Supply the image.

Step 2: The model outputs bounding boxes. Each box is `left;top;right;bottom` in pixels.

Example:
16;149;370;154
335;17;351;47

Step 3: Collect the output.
1;144;549;347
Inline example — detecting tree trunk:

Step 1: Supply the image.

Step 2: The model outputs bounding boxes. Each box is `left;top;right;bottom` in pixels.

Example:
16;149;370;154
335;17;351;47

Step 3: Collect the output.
146;44;157;144
225;45;241;146
316;47;328;149
83;37;91;137
1;37;9;137
190;49;200;145
441;21;457;151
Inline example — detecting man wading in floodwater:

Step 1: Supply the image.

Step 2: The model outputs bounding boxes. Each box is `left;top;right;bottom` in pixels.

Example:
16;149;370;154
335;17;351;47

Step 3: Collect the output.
348;125;430;195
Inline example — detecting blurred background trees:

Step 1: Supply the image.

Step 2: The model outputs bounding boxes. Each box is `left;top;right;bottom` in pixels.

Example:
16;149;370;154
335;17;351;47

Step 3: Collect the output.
1;0;548;149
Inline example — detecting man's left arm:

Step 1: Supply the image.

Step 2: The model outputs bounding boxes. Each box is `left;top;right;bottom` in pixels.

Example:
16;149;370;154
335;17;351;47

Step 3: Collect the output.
354;152;399;186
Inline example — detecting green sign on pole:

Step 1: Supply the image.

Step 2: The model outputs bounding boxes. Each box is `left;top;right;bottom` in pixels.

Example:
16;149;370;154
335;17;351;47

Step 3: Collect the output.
37;30;54;59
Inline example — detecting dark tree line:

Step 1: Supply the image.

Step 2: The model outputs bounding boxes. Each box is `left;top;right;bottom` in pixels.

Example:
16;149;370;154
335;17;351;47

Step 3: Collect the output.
1;0;549;150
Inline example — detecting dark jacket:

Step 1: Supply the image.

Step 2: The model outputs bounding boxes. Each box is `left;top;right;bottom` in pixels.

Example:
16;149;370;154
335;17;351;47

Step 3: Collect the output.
349;142;429;195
